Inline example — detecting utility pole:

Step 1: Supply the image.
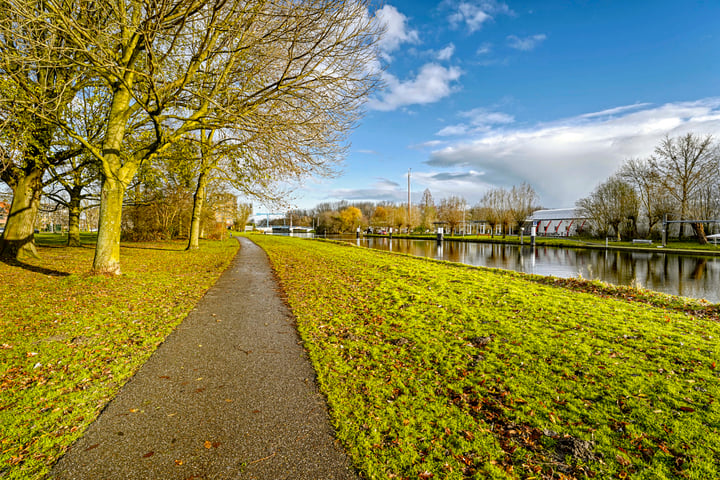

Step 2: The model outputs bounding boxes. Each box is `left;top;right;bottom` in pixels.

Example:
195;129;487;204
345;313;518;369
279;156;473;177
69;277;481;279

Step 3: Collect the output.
407;168;411;223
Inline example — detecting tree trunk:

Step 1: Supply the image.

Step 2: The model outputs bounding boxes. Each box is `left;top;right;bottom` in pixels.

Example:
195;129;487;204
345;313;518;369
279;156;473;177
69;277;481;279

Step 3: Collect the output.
187;169;208;250
93;78;143;274
691;222;708;245
67;195;82;247
92;176;126;274
611;222;621;241
678;204;687;240
0;167;43;260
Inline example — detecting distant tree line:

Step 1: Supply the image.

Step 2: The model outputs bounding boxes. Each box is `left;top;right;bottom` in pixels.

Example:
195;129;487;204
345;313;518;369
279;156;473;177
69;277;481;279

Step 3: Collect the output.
577;133;720;244
275;183;540;236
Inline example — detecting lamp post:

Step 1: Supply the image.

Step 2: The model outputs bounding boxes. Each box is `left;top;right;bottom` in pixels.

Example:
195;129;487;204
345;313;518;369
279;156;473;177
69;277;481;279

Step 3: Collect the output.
407;168;411;228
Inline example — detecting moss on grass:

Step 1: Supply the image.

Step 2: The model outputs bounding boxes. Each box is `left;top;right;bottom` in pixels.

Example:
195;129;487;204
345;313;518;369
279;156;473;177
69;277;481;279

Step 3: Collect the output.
0;239;238;479
252;234;720;480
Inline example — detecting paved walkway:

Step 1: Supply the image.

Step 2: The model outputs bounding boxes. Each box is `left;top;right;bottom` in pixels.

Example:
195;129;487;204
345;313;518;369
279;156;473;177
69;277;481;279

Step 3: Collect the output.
50;237;359;480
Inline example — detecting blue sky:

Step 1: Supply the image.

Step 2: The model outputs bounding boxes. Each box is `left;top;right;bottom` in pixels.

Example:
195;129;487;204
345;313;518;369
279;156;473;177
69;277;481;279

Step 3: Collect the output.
285;0;720;212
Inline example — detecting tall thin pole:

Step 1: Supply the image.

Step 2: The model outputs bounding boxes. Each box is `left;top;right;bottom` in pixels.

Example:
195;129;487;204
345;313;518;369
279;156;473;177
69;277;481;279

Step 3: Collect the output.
407;168;411;218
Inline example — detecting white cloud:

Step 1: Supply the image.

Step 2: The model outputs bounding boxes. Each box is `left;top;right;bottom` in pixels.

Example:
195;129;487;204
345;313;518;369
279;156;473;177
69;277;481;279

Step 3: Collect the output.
374;5;420;57
449;1;512;32
476;42;492;55
438;125;471;136
450;3;490;32
369;63;462;111
437;108;515;136
577;103;652;119
437;43;455;61
411;169;494;203
507;34;547;51
425;98;720;208
411;140;447;149
461;108;515;125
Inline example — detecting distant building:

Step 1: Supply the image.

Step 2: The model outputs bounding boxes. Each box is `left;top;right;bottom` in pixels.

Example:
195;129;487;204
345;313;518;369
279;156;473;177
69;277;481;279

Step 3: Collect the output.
37;203;68;232
209;193;237;227
0;201;9;228
526;208;588;237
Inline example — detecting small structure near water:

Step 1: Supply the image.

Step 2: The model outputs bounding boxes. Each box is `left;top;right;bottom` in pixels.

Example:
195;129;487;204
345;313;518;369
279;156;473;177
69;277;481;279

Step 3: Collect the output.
526;208;588;237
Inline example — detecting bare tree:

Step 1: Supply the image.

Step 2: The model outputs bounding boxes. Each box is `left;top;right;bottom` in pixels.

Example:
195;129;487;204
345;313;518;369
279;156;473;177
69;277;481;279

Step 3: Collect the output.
235;202;253;231
508;182;539;234
650;133;719;242
419;188;436;232
438;196;466;235
619;157;669;236
576;175;639;240
478;188;509;237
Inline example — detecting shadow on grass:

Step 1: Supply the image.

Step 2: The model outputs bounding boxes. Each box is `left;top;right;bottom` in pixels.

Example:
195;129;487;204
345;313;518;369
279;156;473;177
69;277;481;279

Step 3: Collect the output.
120;244;186;252
0;256;70;277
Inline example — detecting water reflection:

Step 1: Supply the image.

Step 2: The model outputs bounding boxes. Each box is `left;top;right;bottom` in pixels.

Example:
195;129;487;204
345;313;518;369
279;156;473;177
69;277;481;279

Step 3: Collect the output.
347;237;720;303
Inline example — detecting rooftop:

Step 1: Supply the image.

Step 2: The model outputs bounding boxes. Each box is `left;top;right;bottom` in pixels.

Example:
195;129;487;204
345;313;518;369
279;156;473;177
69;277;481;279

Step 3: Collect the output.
527;208;586;221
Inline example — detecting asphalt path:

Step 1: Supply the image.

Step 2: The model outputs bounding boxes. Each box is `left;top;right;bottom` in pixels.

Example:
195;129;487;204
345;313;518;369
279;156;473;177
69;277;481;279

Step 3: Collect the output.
50;236;359;480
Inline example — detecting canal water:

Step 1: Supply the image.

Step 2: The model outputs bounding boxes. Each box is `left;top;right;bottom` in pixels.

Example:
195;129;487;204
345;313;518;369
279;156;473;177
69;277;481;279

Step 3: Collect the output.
317;235;719;304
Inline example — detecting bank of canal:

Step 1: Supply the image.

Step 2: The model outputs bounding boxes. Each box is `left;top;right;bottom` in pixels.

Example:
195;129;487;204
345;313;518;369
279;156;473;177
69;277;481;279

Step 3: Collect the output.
333;236;720;304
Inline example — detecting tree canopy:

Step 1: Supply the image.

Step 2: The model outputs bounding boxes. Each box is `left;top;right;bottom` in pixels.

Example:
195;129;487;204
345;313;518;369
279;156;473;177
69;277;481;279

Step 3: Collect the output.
0;0;382;272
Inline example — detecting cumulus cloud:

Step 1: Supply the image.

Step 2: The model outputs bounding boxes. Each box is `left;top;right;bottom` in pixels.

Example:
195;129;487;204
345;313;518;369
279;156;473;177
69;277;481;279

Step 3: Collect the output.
449;1;512;32
507;34;547;51
436;43;456;61
424;98;720;207
437;125;472;136
437;107;515;136
369;63;462;111
374;5;420;57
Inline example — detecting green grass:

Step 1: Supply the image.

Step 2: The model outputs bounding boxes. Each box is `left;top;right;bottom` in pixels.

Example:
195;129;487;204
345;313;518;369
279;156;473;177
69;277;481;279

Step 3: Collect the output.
0;238;238;479
33;232;98;247
251;235;720;479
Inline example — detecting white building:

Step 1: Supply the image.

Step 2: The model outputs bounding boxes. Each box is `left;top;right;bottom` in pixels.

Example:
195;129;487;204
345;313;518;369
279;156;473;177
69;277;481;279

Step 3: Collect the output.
527;208;588;237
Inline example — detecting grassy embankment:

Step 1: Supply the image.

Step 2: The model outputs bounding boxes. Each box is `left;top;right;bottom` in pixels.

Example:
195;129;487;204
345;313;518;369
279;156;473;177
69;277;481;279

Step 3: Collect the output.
0;236;238;479
251;234;720;480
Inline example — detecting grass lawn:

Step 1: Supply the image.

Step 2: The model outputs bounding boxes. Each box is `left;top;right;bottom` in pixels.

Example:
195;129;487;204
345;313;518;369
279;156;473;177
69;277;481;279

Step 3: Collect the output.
0;238;238;479
251;234;720;479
